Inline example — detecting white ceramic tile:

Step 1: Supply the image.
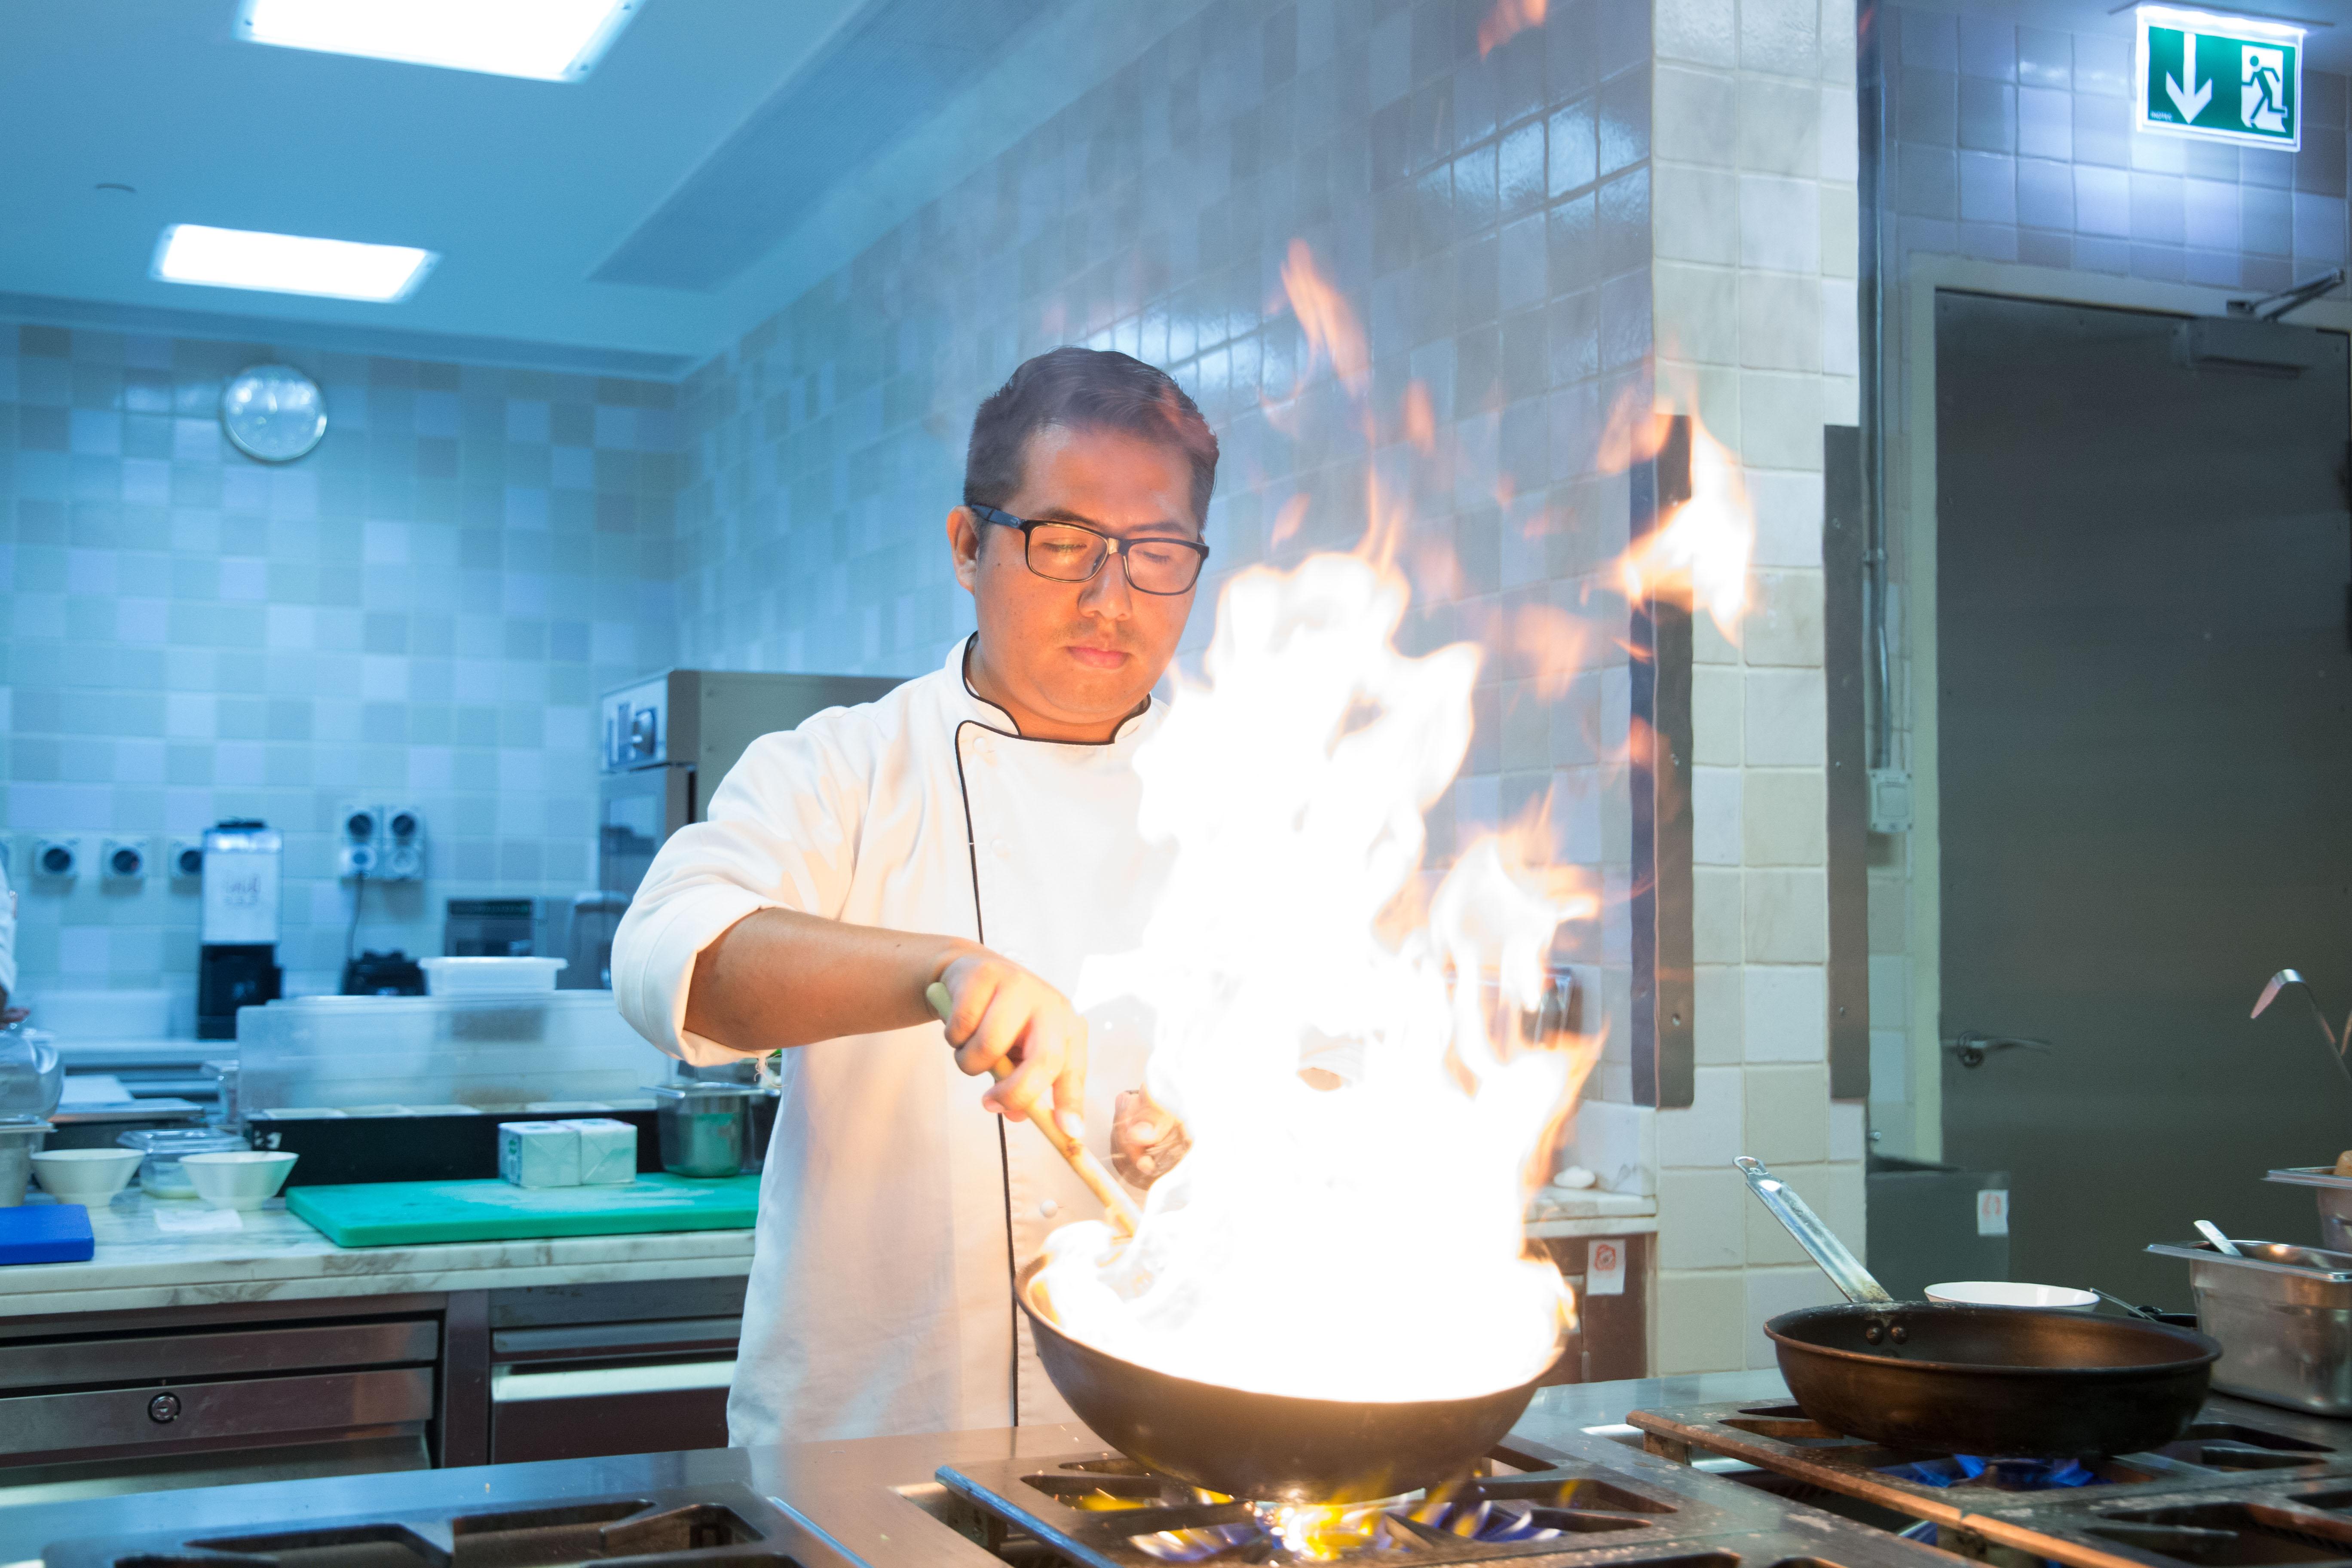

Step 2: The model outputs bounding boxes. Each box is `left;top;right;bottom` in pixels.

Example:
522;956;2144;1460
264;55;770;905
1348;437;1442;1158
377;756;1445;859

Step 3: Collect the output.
1740;0;1821;79
1658;1166;1748;1270
1657;1268;1749;1373
1739;273;1824;372
1660;1065;1746;1166
1819;86;1860;182
1744;868;1828;963
1739;77;1821;178
1743;769;1827;866
1737;370;1826;471
1745;964;1828;1062
1828;1101;1867;1162
1657;262;1740;364
1656;0;1737;67
1820;184;1860;280
1693;765;1744;866
1693;867;1745;963
1746;470;1824;568
1743;668;1826;765
1742;1064;1830;1167
1658;66;1739;168
1692;666;1746;764
1571;1100;1657;1195
1821;277;1860;376
1742;567;1825;666
1694;964;1745;1064
1738;175;1822;273
1656;165;1743;265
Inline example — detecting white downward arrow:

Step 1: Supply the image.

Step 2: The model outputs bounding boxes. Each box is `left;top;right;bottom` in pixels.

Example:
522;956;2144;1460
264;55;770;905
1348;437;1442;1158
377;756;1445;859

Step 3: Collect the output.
2167;31;2214;122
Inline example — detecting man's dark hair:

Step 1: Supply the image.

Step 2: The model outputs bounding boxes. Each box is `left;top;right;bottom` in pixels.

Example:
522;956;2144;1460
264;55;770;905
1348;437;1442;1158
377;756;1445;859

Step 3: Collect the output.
963;347;1220;530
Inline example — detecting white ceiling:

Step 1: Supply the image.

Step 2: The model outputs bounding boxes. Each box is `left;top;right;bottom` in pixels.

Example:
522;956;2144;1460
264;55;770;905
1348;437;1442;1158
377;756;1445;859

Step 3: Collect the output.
0;0;1159;376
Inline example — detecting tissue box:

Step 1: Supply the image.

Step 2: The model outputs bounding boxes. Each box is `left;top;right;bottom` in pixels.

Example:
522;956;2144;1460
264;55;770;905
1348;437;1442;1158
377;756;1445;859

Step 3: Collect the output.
498;1121;580;1188
560;1118;638;1185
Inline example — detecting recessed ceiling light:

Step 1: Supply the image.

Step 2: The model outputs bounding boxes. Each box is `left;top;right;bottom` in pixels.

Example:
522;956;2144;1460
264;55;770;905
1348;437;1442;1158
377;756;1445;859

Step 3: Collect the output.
236;0;640;82
152;224;439;303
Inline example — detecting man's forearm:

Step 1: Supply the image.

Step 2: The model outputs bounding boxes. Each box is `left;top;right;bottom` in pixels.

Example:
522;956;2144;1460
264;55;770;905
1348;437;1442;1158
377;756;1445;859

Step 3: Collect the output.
681;906;974;1054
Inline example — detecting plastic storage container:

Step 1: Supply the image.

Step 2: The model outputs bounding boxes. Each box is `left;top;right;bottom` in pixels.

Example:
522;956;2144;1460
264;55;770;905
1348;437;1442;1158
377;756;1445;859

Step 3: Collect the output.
0;1027;62;1120
235;992;662;1112
417;957;566;996
118;1126;251;1199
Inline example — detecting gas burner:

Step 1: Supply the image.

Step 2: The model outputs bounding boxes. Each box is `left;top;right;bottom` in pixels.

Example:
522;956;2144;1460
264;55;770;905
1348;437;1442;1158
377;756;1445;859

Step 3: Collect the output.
40;1484;803;1568
932;1444;1950;1568
1627;1396;2352;1568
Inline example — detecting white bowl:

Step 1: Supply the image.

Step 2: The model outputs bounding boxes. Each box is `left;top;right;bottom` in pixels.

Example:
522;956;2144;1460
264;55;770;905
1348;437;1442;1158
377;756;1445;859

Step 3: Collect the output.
1925;1280;2098;1310
181;1150;299;1210
30;1147;143;1202
417;957;566;996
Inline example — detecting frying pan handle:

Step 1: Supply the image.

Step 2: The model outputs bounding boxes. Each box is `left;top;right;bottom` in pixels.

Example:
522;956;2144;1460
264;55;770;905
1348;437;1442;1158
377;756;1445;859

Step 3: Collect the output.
1735;1156;1895;1305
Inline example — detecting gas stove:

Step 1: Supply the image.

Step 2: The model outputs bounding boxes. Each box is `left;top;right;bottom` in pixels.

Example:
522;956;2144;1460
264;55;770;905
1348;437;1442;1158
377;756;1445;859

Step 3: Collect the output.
23;1377;2352;1568
1626;1393;2352;1568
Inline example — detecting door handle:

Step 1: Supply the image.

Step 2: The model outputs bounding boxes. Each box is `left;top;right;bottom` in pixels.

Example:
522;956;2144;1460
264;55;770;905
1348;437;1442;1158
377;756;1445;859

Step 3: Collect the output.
1943;1032;2052;1069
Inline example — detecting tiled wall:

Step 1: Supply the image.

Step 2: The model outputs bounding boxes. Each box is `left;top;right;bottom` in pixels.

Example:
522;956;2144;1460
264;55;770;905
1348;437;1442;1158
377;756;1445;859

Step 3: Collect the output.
671;0;1663;1102
1645;0;1868;1373
1862;6;2351;1155
0;325;678;1020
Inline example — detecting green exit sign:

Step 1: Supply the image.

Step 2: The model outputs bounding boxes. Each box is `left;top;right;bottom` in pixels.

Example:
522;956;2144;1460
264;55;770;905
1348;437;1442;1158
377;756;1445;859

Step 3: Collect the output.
2136;4;2303;150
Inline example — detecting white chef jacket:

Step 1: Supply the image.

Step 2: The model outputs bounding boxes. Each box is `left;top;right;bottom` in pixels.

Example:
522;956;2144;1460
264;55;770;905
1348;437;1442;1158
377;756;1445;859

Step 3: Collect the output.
612;637;1169;1446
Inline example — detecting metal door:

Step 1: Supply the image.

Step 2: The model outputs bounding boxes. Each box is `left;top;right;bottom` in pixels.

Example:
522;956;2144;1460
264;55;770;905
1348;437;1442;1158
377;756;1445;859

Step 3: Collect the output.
1935;290;2352;1304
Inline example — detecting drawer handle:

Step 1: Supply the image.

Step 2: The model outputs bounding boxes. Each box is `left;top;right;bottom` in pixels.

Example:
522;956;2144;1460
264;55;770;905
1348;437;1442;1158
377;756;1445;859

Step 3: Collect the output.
490;1360;734;1404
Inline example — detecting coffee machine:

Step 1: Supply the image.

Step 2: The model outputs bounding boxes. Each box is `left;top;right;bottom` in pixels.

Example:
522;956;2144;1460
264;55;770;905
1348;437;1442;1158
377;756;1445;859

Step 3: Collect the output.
196;820;282;1040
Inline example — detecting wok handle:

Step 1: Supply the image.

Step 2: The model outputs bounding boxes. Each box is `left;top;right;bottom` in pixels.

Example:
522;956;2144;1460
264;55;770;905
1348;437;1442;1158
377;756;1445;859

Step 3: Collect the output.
1735;1156;1894;1305
928;983;1141;1237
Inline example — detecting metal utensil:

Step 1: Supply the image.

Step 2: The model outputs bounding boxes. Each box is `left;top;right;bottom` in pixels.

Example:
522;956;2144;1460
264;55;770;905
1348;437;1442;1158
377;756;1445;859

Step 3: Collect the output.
2251;970;2352;1087
1736;1155;2219;1457
926;982;1139;1237
1736;1155;1892;1303
2149;1238;2352;1415
2197;1220;2244;1258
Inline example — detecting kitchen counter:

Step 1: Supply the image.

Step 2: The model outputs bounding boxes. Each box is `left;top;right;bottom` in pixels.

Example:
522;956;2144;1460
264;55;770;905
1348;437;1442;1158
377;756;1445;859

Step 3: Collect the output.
1;1369;1790;1561
0;1191;754;1317
1525;1184;1657;1237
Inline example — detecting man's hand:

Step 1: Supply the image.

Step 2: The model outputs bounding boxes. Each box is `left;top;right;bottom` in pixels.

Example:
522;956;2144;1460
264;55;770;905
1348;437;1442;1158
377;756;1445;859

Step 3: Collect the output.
932;952;1087;1136
1112;1088;1189;1188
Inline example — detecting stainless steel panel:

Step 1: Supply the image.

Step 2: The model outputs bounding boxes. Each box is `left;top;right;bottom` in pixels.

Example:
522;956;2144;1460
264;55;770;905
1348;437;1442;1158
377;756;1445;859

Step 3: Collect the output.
0;1319;435;1393
0;1367;433;1456
2149;1241;2352;1415
1824;424;1871;1100
441;1289;490;1469
1629;415;1696;1109
492;1315;743;1360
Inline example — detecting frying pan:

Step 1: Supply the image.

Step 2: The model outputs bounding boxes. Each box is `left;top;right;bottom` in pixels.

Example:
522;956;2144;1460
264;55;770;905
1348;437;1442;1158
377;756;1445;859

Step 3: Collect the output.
1738;1157;2218;1458
1016;1257;1549;1504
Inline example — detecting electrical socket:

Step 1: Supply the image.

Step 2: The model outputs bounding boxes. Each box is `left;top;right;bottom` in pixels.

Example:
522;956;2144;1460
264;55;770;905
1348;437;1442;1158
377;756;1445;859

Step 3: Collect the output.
99;837;149;880
337;800;380;879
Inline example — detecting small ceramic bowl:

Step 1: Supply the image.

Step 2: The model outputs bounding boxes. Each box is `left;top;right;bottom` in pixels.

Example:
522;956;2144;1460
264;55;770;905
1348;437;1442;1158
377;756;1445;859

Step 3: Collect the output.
30;1147;143;1203
181;1150;299;1210
1925;1280;2098;1310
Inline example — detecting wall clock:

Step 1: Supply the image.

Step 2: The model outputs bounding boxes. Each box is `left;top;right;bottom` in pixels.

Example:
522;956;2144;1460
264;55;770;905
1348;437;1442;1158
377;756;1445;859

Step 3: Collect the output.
220;363;327;463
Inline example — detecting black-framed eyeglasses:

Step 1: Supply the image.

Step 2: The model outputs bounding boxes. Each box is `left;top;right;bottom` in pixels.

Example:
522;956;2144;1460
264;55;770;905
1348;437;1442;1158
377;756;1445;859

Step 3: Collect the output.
968;503;1210;596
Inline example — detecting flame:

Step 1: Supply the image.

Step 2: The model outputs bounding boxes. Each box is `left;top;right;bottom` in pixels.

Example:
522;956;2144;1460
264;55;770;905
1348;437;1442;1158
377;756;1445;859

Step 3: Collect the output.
1043;552;1600;1405
1478;0;1547;55
1280;239;1370;397
1030;241;1745;1418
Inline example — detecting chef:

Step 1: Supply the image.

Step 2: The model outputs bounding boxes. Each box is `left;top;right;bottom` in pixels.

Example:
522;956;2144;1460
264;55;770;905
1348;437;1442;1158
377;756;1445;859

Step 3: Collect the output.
613;347;1210;1446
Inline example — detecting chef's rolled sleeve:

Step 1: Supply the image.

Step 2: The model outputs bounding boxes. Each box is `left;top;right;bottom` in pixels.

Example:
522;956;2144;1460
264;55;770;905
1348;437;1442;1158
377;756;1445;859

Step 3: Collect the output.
612;723;872;1064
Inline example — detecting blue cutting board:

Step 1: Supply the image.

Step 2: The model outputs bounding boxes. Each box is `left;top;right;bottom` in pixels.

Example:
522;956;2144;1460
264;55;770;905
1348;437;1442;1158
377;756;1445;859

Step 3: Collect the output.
287;1174;759;1248
0;1204;94;1264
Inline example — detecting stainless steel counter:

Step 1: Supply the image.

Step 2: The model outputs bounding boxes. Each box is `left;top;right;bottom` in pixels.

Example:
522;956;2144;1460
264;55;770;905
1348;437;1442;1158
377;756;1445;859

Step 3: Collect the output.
3;1370;1788;1562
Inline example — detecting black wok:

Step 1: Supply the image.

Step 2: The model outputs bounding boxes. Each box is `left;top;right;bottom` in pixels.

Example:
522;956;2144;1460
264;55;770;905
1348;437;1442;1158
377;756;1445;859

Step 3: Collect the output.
1766;1301;2217;1457
1738;1157;2219;1458
1016;1257;1548;1504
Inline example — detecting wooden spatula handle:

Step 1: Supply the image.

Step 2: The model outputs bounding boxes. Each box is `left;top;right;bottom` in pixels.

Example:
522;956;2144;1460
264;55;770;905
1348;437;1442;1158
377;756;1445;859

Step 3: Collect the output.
926;982;1139;1237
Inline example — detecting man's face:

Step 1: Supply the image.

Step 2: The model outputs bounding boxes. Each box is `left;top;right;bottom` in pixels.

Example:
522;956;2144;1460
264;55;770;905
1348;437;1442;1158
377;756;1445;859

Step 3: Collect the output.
949;425;1200;741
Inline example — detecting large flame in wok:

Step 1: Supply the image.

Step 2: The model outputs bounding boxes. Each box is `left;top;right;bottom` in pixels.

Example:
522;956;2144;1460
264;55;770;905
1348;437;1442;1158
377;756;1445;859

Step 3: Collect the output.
1035;243;1749;1407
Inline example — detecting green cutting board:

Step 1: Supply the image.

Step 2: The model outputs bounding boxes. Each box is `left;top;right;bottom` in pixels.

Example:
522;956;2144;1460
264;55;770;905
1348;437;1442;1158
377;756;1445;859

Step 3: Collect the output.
288;1174;760;1248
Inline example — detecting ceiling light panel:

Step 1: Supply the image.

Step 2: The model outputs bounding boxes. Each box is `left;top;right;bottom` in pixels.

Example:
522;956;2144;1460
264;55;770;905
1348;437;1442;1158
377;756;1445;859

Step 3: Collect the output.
152;224;439;302
236;0;641;82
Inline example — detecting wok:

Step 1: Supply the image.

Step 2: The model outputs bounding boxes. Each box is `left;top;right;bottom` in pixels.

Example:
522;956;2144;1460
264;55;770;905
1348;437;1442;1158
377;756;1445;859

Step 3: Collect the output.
1015;1257;1547;1504
1739;1158;2218;1458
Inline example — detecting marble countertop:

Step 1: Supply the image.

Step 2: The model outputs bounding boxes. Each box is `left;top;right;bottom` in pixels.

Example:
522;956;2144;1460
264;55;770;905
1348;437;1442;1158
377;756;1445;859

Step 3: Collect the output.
0;1190;755;1317
1525;1184;1657;1236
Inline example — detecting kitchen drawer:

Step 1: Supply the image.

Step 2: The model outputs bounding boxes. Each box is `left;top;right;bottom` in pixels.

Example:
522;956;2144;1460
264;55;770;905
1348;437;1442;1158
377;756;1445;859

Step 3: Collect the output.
0;1367;434;1457
0;1319;437;1393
